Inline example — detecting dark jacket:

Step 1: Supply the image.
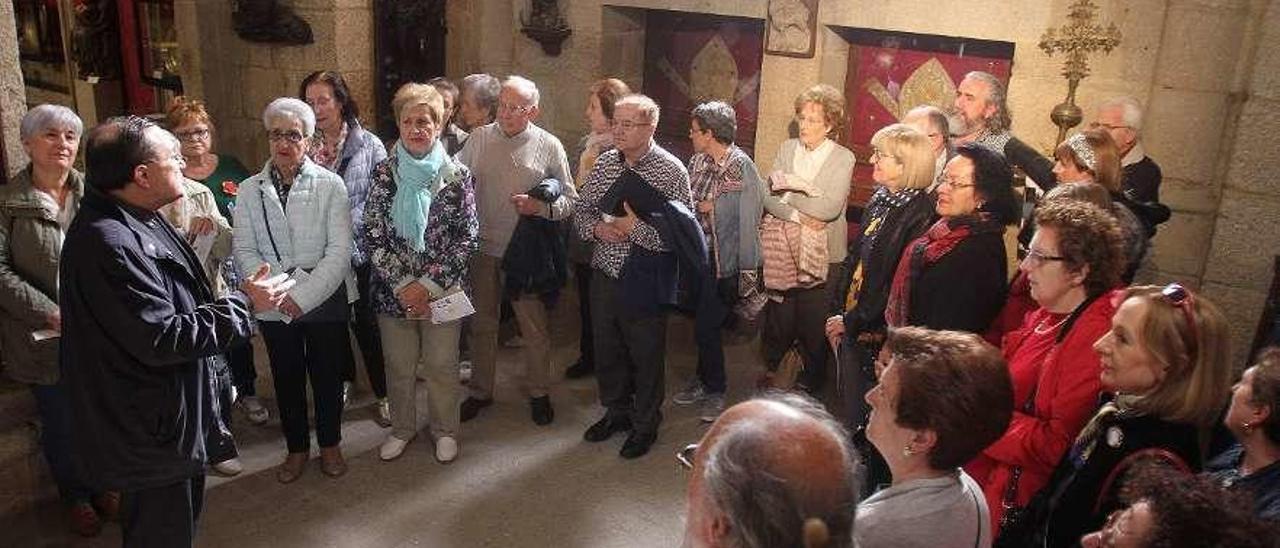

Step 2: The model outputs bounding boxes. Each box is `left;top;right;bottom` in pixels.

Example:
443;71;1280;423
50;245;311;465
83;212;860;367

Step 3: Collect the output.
59;189;254;491
502;178;567;300
1003;136;1056;191
602;170;712;318
1015;411;1202;548
833;191;935;335
1122;156;1162;205
906;227;1008;333
1207;443;1280;522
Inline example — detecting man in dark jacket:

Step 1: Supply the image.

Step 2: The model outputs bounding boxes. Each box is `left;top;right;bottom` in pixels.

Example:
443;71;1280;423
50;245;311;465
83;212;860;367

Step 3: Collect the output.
59;116;287;547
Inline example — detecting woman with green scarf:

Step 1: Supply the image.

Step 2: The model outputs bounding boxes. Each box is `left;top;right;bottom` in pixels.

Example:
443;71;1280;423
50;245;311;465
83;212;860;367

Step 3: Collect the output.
362;83;480;464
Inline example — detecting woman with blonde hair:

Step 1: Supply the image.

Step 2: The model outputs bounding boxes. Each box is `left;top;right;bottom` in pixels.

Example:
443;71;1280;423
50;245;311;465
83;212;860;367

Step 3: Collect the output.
1002;283;1234;547
363;83;479;463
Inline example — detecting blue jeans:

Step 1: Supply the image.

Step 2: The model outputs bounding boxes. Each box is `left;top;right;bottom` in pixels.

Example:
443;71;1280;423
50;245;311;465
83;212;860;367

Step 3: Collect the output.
31;383;91;504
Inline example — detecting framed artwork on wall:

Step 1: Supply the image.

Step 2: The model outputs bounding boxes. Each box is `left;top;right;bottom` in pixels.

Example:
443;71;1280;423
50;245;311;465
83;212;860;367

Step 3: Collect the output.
765;0;817;58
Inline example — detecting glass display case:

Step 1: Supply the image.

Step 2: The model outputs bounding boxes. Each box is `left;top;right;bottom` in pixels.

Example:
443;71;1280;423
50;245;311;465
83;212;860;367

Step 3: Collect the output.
135;0;181;92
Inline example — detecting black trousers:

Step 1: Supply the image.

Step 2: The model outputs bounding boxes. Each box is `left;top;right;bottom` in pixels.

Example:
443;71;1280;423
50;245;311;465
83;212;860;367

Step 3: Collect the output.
260;320;348;452
206;356;238;464
226;339;257;397
120;475;205;548
574;262;595;367
341;263;388;398
591;272;667;435
692;276;735;394
761;282;831;392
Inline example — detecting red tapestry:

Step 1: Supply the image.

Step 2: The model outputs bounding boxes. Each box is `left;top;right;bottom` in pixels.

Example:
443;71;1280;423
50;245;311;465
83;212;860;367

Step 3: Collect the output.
842;42;1012;206
642;12;764;163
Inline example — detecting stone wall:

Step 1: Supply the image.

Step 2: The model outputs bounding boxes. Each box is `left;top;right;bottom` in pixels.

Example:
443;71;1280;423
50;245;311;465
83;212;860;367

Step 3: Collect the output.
174;0;377;169
0;0;27;178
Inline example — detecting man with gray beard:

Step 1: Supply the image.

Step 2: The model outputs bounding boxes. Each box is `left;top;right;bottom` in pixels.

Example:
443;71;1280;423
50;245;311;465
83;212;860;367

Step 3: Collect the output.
949;71;1055;191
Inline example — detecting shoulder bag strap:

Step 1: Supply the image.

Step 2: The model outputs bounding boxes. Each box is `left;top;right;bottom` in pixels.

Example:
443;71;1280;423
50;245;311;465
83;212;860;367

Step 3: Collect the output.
259;185;283;264
1091;447;1192;515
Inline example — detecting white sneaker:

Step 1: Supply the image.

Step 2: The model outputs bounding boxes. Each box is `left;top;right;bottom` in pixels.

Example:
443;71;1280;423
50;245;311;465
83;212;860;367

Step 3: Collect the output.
672;382;707;405
212;457;243;476
379;435;412;461
435;436;459;464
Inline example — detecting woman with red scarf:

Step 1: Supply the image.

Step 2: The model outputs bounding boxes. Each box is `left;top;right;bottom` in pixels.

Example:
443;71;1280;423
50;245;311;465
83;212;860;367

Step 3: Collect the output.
885;143;1019;333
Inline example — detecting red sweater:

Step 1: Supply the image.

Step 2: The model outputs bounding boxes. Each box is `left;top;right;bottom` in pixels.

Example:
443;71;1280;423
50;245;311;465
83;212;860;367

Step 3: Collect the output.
966;289;1119;530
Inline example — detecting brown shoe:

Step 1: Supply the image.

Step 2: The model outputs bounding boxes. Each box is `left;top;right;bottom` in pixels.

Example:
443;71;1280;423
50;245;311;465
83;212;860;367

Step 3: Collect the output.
319;446;347;477
92;491;121;522
276;452;308;484
69;501;102;537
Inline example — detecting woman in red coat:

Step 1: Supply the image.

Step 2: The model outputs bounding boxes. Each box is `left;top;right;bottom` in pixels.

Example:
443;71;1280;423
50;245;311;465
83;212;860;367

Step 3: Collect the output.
966;199;1127;531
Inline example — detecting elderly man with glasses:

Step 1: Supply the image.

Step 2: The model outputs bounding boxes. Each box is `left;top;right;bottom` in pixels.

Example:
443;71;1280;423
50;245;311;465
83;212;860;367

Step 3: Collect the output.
679;393;859;548
1091;96;1169;236
455;75;575;426
574;93;693;459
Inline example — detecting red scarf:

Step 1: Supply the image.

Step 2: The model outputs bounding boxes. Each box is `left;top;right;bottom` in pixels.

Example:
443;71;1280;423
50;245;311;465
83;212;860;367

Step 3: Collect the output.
885;214;1002;327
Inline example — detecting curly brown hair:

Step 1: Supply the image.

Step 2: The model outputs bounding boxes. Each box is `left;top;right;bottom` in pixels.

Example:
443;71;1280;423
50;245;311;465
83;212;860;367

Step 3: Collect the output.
1117;464;1274;548
1033;200;1125;298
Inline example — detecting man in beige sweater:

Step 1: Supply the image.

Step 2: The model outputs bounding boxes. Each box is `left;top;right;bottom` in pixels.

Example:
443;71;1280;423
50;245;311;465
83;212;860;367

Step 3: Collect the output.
455;75;575;425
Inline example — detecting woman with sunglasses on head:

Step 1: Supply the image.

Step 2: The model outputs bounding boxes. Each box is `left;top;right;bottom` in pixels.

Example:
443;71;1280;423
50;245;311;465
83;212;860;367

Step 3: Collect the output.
1000;282;1234;547
1206;347;1280;521
233;98;356;483
967;200;1127;536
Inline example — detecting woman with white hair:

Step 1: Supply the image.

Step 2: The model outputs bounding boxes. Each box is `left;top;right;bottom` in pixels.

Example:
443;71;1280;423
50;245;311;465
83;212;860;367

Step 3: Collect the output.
0;105;116;536
233;97;356;483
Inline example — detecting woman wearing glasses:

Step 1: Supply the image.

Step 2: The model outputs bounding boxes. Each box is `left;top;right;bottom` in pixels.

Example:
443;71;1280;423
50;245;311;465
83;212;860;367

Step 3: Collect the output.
884;143;1019;333
1000;282;1233;547
233;97;356;482
967;200;1126;535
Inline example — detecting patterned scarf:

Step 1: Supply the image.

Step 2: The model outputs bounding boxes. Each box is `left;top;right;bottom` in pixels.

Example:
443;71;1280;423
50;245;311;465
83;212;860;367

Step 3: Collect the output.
885;213;1003;327
845;186;923;312
391;140;445;252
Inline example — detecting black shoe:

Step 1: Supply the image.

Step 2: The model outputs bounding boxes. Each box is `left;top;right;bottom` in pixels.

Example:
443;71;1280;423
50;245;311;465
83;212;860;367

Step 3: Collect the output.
619;430;657;459
564;359;595;379
583;415;631;442
460;397;493;422
530;396;554;425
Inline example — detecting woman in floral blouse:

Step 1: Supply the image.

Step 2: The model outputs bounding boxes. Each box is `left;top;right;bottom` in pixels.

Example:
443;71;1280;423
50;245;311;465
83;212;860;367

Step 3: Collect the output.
363;82;480;464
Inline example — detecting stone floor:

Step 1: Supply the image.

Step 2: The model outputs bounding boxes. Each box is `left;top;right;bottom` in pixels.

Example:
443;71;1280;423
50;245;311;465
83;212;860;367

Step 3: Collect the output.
3;298;767;548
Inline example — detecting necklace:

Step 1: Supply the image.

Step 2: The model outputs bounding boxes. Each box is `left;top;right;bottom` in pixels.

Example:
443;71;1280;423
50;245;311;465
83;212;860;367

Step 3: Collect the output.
1033;314;1070;335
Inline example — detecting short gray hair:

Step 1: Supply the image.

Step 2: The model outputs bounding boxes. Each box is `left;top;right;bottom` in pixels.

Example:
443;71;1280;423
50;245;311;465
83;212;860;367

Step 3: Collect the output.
503;75;540;108
461;73;501;118
701;393;858;548
20;104;84;142
964;71;1011;134
691;101;737;145
616;94;661;126
262;97;316;138
1098;95;1145;134
904;104;953;156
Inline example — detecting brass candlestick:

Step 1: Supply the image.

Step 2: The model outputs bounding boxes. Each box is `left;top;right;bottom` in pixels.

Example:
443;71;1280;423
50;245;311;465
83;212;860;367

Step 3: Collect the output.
1039;0;1122;145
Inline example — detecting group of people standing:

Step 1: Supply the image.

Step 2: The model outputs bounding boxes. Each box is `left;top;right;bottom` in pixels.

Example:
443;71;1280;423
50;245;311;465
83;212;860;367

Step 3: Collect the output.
3;64;1276;548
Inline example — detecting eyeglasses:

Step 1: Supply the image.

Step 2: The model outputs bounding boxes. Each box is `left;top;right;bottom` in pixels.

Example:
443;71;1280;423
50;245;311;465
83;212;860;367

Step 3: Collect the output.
175;128;210;142
612;119;653;132
1023;248;1068;268
148;151;186;168
676;443;698;470
940;175;977;190
1159;283;1200;357
870;149;896;163
497;102;533;115
400;118;437;133
268;130;306;144
1089;121;1132;132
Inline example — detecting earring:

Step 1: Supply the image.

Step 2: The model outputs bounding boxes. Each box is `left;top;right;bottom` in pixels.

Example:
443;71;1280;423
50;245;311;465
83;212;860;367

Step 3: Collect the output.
902;445;915;457
1243;421;1256;433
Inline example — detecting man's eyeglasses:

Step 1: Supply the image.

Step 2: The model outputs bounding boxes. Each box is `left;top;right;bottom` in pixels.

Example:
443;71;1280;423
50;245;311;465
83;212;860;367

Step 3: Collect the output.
1089;121;1131;132
1023;248;1068;268
268;130;306;144
148;151;186;168
612;119;652;132
676;443;698;470
175;128;210;142
1159;283;1199;357
498;102;533;115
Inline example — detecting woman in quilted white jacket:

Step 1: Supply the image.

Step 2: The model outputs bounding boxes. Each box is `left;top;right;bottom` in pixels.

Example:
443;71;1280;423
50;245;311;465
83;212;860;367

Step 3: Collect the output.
233;97;356;483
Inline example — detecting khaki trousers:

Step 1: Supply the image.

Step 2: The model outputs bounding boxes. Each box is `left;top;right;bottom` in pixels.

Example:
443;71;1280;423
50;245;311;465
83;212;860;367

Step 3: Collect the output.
378;315;462;439
467;254;553;400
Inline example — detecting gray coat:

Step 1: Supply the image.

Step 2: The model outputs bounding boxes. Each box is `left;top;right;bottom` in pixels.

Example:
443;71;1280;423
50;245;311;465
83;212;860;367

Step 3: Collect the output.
0;167;84;385
762;138;856;263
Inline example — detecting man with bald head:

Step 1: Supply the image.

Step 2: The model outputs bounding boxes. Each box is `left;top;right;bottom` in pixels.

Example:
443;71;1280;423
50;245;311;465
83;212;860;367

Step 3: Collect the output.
949;71;1055;190
682;393;859;548
902;105;953;192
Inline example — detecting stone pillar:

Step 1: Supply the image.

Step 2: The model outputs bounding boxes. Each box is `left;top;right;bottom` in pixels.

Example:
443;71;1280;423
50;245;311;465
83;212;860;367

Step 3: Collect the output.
0;0;28;178
1199;0;1280;364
